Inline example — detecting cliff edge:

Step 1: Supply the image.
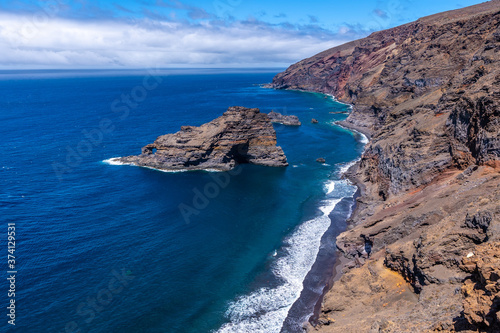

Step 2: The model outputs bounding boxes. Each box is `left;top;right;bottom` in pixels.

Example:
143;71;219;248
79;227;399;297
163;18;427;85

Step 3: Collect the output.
269;1;500;332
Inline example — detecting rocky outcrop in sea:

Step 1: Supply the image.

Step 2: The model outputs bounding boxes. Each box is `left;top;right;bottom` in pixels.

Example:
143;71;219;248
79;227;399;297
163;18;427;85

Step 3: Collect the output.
269;1;500;332
267;110;301;126
113;106;288;171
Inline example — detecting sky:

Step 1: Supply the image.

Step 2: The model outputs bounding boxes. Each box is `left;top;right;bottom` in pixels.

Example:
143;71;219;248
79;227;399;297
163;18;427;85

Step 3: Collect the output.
0;0;488;69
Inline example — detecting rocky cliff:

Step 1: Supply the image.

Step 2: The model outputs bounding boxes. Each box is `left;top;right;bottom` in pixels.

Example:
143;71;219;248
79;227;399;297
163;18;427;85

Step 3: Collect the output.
269;1;500;332
115;106;288;171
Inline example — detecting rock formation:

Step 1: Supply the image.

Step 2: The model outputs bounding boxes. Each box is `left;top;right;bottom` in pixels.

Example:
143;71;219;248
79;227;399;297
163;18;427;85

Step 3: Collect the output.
269;1;500;332
115;106;288;171
267;110;301;126
460;242;500;331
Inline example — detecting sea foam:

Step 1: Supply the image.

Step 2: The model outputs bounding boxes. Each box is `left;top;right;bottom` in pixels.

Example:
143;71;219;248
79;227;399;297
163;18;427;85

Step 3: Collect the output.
337;159;360;176
102;157;129;166
102;158;226;173
358;132;369;144
334;122;369;146
103;158;187;172
325;181;335;195
217;181;346;333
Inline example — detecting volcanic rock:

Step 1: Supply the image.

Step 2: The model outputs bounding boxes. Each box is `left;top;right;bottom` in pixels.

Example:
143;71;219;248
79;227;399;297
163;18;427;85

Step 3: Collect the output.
459;242;500;331
267;110;301;126
115;106;288;171
269;1;500;332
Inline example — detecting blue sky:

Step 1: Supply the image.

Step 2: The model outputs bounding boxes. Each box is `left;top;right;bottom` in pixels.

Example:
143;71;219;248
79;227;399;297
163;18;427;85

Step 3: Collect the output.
0;0;487;68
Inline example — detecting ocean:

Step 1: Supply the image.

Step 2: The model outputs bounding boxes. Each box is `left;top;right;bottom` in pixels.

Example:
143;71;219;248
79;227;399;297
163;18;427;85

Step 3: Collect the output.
0;69;365;333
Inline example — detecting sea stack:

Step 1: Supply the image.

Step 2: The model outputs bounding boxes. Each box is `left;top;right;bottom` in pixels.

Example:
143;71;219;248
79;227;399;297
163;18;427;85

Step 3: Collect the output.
267;110;301;126
114;106;288;171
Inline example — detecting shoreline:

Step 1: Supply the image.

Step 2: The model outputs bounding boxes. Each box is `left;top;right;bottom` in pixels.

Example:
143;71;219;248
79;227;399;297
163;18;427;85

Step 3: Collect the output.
262;84;370;332
306;109;371;329
307;183;363;328
286;88;373;331
335;120;372;141
280;187;358;332
269;86;370;332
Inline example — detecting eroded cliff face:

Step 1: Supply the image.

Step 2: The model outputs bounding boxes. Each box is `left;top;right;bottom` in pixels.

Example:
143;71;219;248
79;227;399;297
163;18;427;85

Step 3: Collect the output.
271;1;500;199
115;106;288;171
460;242;500;331
269;1;500;332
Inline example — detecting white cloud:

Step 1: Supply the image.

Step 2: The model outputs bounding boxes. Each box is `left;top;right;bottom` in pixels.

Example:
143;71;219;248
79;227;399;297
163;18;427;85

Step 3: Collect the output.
0;13;345;69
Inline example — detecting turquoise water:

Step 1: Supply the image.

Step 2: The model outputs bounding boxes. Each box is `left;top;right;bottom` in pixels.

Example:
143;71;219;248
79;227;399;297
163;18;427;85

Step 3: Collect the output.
0;69;364;333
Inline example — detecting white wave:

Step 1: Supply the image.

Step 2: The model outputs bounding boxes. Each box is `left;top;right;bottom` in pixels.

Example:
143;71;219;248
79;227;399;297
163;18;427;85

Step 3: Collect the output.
102;157;129;166
338;159;360;175
325;181;335;195
142;166;189;173
202;168;227;173
334;123;369;147
217;192;343;333
323;93;353;109
102;158;225;173
359;133;369;144
102;158;184;172
319;199;341;216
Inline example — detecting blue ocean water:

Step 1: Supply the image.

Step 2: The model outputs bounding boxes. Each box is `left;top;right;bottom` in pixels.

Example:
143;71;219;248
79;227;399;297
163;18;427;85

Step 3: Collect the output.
0;69;364;333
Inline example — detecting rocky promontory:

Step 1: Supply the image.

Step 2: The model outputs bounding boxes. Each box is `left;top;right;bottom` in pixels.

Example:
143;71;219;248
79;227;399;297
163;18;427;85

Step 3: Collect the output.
113;106;288;171
268;110;301;126
269;1;500;332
